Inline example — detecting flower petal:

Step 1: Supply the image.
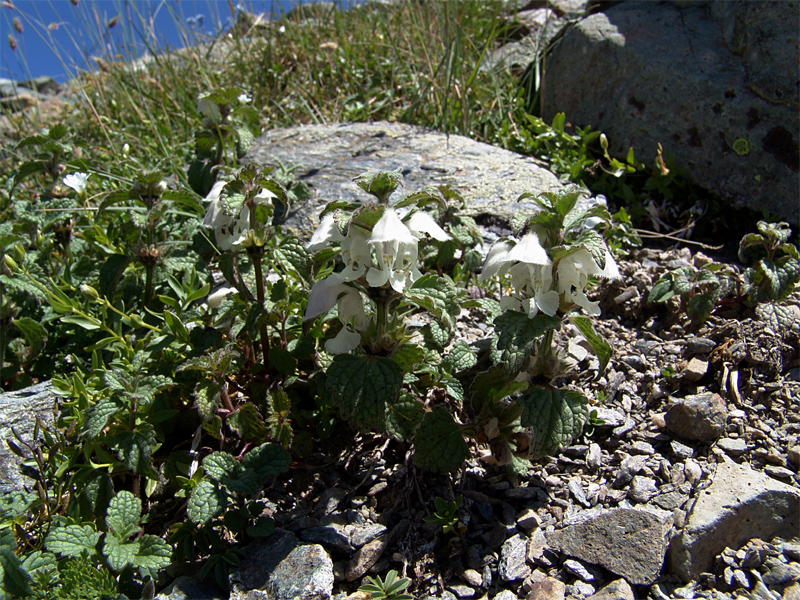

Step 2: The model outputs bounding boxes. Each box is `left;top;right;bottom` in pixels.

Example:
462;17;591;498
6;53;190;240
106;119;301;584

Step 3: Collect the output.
307;214;344;251
507;233;550;266
304;277;346;321
369;208;416;245
406;211;450;242
325;327;361;354
479;240;514;281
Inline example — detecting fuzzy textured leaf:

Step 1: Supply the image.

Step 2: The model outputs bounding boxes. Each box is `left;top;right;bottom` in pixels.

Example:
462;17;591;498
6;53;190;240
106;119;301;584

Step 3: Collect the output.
112;424;158;477
103;534;139;572
203;451;238;482
44;525;101;558
188;479;227;525
518;388;588;459
407;274;459;330
228;403;270;443
570;315;611;375
105;491;141;540
241;443;291;479
134;535;172;579
494;311;561;377
274;236;312;285
442;340;476;373
83;397;123;438
385;395;425;443
326;354;403;430
413;407;469;472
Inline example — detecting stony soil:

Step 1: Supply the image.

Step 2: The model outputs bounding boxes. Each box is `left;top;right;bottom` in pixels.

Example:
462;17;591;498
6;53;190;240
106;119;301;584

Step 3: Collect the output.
232;239;800;600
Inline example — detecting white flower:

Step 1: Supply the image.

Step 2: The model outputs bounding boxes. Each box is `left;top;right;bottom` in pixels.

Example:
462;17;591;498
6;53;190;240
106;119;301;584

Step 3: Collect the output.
63;172;90;194
307;214;344;251
366;208;420;293
325;327;361;354
405;210;449;242
197;96;221;122
480;233;559;317
554;248;620;315
202;182;276;250
237;92;251;104
207;287;236;309
304;276;368;354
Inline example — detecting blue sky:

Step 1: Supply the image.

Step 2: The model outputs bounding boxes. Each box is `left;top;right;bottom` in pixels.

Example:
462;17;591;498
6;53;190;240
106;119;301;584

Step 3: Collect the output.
1;0;331;83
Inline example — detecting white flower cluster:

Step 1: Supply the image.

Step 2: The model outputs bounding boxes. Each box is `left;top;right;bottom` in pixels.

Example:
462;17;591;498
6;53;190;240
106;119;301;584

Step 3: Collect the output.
202;180;276;251
304;207;449;354
480;232;620;317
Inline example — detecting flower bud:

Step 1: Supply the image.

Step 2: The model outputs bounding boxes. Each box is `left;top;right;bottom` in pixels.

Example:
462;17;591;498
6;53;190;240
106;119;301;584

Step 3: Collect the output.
13;16;22;33
3;254;18;271
599;133;608;152
12;244;25;265
122;143;130;157
79;284;100;301
124;314;146;328
8;34;16;51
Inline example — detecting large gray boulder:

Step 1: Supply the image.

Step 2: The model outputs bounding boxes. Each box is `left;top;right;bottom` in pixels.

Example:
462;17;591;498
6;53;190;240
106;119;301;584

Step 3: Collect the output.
540;1;799;222
0;381;60;494
246;121;568;241
668;460;800;582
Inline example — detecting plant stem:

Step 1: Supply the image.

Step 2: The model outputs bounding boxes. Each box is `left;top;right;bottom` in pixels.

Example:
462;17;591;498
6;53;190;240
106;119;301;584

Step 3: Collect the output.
251;252;270;365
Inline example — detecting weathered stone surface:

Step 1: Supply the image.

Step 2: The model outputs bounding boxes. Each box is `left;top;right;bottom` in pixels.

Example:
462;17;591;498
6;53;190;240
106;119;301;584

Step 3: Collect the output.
527;576;566;600
668;461;800;582
499;533;531;582
246;121;568;240
229;529;334;600
665;393;728;441
540;1;800;222
0;382;60;494
586;579;635;600
546;506;673;585
155;575;226;600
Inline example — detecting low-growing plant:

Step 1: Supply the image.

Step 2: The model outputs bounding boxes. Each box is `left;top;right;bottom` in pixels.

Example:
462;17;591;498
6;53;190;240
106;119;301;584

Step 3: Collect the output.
648;220;799;328
422;495;465;536
358;569;413;600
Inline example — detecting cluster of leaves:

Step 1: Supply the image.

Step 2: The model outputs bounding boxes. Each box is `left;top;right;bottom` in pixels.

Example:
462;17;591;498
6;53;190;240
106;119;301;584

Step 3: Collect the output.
648;221;799;328
0;88;620;597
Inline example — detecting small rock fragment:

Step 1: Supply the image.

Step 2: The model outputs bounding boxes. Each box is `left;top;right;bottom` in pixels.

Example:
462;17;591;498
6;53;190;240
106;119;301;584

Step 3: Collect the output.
527;577;566;600
563;558;596;582
717;438;748;456
665;393;728;441
680;357;708;382
499;533;531;582
628;476;659;503
686;337;716;354
586;578;635;600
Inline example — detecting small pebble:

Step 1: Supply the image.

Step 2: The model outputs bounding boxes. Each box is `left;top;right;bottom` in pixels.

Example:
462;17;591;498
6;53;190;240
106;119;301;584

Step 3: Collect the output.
788;446;800;469
461;569;483;587
684;458;703;485
631;441;655;455
563;559;595;582
671;439;695;459
629;475;659;503
686;337;716;354
717;437;748;456
765;465;795;479
586;443;603;470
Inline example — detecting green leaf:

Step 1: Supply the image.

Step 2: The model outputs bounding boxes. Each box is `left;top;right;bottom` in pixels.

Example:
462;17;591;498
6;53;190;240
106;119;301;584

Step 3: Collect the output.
756;302;800;334
134;535;172;580
202;451;238;482
61;315;101;331
44;525;101;558
274;236;312;285
268;347;297;376
193;379;221;421
647;276;675;303
188;479;227;525
105;490;142;540
441;340;476;373
247;517;275;538
103;534;139;572
353;169;403;202
228;403;270;443
413;407;469;472
494;311;561;377
84;396;123;438
441;377;464;401
326;354;403;430
0;544;30;599
389;343;425;373
570;315;612;375
11;317;46;359
423;319;450;350
385;394;425;442
406;274;460;330
470;365;528;408
241;443;291;479
687;294;716;325
111;424;158;477
98;254;132;299
517;387;588;459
